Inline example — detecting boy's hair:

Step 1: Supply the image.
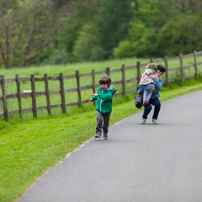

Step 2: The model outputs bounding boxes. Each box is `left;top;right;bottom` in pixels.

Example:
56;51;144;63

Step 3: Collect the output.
99;75;111;86
157;65;166;73
146;63;157;71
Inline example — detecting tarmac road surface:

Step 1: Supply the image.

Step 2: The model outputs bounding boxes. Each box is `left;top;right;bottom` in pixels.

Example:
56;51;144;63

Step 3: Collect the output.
17;90;202;202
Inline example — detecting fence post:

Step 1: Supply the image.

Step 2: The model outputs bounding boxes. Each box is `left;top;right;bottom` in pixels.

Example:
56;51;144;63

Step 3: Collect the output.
1;75;9;122
76;70;82;107
59;73;66;114
137;61;141;90
44;73;52;115
121;64;126;96
106;67;110;76
179;54;184;84
92;69;96;106
164;56;169;86
31;74;37;118
193;51;199;79
150;58;153;63
16;74;22;118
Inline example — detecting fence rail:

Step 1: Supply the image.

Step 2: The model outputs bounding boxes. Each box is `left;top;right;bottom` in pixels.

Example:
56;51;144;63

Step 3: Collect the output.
1;51;202;121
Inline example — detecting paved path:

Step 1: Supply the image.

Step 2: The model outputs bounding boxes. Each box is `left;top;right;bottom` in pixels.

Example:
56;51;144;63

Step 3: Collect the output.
17;90;202;202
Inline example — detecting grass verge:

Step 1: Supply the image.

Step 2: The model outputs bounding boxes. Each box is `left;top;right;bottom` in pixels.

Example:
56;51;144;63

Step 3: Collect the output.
0;78;202;202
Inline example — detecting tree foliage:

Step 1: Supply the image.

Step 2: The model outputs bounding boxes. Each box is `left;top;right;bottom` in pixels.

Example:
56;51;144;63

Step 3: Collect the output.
0;0;71;68
114;0;202;58
1;0;202;67
94;0;132;59
73;24;97;61
157;15;202;56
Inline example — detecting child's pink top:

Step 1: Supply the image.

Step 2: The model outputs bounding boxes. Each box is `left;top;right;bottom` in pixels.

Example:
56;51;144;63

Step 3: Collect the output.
139;69;158;85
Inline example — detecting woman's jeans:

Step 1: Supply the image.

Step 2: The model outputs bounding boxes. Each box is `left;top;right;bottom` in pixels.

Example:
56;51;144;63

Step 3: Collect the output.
142;97;161;120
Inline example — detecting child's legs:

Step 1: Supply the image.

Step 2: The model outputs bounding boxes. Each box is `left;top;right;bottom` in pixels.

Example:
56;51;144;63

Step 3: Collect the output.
144;91;153;102
143;90;149;101
103;113;110;134
143;84;155;102
96;111;103;133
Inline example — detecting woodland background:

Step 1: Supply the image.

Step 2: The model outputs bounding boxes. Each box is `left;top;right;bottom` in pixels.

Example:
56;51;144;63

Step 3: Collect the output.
0;0;202;68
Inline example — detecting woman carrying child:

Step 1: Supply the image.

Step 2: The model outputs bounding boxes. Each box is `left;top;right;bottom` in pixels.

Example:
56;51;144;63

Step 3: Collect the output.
137;64;166;124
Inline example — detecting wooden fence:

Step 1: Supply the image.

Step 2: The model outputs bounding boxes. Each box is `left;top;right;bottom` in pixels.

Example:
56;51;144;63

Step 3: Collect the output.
1;50;202;122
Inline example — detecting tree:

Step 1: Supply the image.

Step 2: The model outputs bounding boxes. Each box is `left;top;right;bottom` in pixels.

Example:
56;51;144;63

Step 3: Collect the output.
72;23;105;61
113;0;163;58
0;0;72;68
165;0;202;15
157;15;202;56
95;0;132;59
72;0;100;21
113;21;158;58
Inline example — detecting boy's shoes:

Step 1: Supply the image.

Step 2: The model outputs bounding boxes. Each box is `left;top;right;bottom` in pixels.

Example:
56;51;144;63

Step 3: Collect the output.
152;119;158;124
142;101;148;106
103;133;108;139
140;118;146;124
95;132;102;138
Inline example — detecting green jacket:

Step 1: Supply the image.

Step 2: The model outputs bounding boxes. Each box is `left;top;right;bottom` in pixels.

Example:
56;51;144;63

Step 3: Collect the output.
92;86;117;114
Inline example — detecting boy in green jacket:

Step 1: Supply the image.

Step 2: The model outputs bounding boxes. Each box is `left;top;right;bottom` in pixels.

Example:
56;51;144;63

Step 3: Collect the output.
89;76;117;139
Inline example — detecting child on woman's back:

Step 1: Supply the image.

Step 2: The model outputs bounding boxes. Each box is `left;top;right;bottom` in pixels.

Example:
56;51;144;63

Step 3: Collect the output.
139;63;159;106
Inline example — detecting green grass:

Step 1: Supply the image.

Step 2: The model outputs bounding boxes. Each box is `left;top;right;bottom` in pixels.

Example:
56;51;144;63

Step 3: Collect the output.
1;55;202;117
1;76;202;202
1;56;202;201
1;58;150;77
1;58;150;114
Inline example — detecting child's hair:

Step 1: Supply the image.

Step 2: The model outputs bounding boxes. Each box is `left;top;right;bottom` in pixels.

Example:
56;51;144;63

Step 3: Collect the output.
99;75;111;86
146;63;157;71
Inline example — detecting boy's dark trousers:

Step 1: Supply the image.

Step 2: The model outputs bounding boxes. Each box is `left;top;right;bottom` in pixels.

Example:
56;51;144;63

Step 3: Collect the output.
96;111;110;134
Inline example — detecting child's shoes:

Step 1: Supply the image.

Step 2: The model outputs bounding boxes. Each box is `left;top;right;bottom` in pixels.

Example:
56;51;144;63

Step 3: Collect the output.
142;101;148;106
95;132;102;138
103;133;108;139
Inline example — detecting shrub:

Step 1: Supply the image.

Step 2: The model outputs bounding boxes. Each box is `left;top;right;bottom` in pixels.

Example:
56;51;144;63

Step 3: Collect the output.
41;49;70;65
